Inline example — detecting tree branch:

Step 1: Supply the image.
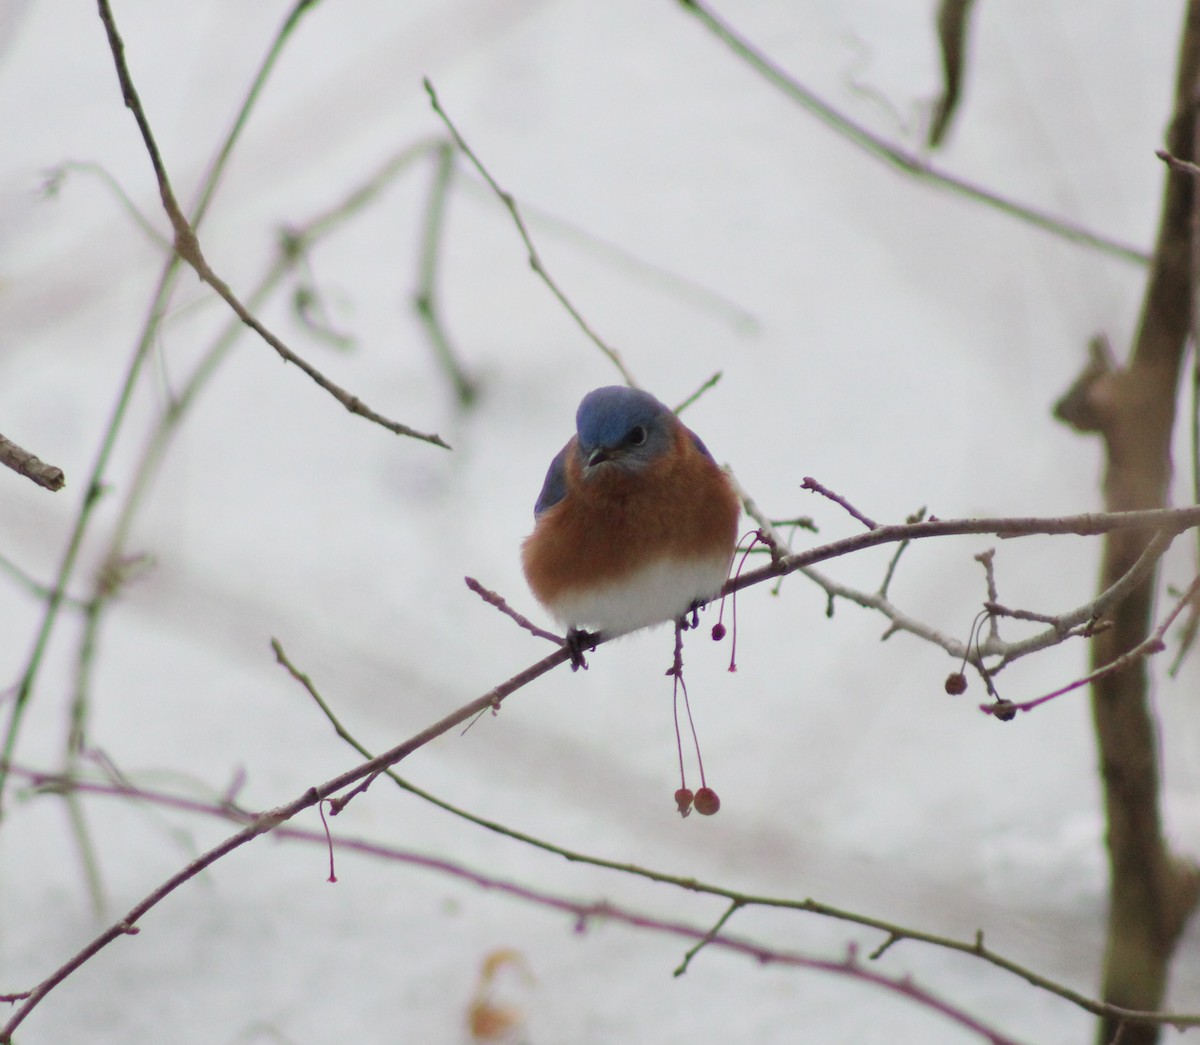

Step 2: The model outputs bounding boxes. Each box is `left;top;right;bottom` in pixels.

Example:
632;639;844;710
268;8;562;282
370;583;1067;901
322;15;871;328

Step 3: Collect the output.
7;505;1200;1035
1071;3;1200;1040
0;434;64;491
677;0;1150;265
94;0;449;448
424;78;639;388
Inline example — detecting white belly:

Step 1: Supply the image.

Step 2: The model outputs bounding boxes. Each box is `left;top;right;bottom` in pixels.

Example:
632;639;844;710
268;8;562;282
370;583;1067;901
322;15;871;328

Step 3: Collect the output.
545;553;732;634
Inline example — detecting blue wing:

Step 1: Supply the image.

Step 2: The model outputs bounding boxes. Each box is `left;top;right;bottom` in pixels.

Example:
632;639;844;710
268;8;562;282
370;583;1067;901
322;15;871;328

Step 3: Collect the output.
687;428;715;462
533;441;571;517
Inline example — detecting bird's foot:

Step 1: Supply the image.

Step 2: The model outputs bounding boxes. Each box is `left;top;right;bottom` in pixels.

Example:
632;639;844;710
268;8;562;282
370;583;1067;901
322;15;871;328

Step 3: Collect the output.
565;628;599;671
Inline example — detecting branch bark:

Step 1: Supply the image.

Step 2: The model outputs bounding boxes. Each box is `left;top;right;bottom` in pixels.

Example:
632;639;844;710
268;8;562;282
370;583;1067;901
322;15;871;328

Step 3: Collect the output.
1058;3;1200;1040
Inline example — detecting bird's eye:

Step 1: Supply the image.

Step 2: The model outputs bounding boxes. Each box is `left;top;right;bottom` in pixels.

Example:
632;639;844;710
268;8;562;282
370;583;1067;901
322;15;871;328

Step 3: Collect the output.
627;425;647;447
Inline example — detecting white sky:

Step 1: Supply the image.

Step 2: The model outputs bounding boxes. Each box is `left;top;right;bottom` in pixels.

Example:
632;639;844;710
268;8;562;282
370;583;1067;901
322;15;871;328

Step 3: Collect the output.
2;1;1199;1042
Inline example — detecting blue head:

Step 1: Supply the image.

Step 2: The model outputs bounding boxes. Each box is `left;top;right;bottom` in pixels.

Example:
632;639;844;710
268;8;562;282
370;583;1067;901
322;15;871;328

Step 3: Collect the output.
575;386;674;470
573;388;710;470
532;386;713;517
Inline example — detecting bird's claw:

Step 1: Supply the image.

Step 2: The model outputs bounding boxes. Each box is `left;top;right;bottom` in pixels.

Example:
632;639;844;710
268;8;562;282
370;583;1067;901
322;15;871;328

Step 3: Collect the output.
565;628;599;671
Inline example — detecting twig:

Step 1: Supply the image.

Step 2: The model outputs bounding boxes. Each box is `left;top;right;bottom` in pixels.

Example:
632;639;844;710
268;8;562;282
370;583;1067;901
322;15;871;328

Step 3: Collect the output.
674;899;742;975
464;578;563;644
928;0;977;148
974;549;1001;643
673;372;723;415
424;77;639;388
1157;148;1200;178
454;174;760;333
782;523;1176;683
12;507;1200;1032
802;477;878;530
187;0;320;228
5;767;1031;1045
42;161;168;248
678;0;1149;266
0;434;64;491
985;603;1060;627
413;141;478;406
9;762;1199;1036
95;0;449;449
0;640;573;1039
729;508;1200;596
727;474;791;564
984;572;1200;716
879;507;926;598
41;137;452;861
0;555;86;607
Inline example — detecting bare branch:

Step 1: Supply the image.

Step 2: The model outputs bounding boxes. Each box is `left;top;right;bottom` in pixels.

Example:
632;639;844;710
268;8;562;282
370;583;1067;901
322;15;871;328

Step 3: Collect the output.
0;640;571;1039
673;371;723;415
94;0;450;449
801;476;878;530
677;0;1149;265
928;0;978;148
424;77;639;388
0;434;64;491
989;572;1200;716
464;577;563;644
9;763;1200;1036
413;141;479;406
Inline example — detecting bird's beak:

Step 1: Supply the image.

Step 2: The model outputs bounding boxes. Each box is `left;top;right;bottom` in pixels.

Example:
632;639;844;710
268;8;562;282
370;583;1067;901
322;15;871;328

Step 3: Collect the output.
586;446;613;468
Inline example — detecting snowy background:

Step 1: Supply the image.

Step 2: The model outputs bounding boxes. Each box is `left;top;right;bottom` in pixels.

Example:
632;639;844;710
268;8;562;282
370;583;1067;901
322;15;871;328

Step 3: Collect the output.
2;1;1199;1042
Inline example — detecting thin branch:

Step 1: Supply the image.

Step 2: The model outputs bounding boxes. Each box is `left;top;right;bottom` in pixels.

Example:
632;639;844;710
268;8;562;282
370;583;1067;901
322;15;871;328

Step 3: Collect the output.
780;523;1177;684
5;769;1028;1045
463;578;563;644
45;135;453;904
0;555;86;607
454;176;760;333
12;506;1200;1032
272;627;1199;1032
9;764;1199;1034
413;141;478;406
802;477;878;530
0;434;64;491
42;161;168;248
0;641;572;1039
928;0;978;148
1157;148;1200;179
985;572;1200;716
727;473;792;565
673;372;723;415
188;0;320;229
94;0;449;448
423;77;639;388
674;899;742;975
677;0;1150;266
879;507;926;598
745;507;1200;592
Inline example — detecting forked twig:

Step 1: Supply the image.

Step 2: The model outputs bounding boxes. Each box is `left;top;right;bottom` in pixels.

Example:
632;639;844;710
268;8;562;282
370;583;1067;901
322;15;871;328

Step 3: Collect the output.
94;0;449;449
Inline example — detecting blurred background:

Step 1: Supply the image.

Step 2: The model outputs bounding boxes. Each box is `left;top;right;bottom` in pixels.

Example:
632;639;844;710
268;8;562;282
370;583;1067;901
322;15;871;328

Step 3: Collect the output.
1;1;1198;1041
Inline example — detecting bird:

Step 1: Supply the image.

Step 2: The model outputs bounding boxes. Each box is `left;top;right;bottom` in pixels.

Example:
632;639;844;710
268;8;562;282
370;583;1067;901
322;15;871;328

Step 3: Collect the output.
521;386;741;658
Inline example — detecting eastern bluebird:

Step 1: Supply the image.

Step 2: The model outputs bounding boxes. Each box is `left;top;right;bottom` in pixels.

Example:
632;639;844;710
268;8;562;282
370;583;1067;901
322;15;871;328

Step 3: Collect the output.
521;386;741;647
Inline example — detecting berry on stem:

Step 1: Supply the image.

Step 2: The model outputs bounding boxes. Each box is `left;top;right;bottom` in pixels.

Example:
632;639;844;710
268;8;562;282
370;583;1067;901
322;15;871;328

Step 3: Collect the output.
675;787;695;817
693;787;720;816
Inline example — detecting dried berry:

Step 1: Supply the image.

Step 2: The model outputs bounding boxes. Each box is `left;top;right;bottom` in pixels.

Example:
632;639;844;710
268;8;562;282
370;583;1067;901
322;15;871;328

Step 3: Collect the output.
693;787;721;816
944;672;968;695
993;700;1017;722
